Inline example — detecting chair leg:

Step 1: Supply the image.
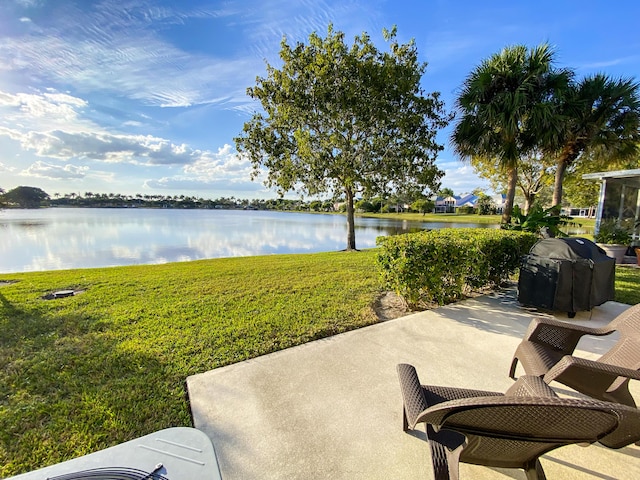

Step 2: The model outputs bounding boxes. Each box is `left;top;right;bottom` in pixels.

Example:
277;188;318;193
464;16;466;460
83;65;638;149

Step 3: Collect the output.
524;459;546;480
509;357;519;379
403;406;409;432
427;425;465;480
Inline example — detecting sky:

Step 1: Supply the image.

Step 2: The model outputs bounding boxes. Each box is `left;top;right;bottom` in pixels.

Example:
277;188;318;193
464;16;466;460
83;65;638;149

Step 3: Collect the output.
1;0;639;200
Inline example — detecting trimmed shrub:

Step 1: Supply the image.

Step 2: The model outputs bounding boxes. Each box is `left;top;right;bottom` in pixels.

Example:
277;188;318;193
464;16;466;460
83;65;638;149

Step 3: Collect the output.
376;228;537;308
457;206;475;214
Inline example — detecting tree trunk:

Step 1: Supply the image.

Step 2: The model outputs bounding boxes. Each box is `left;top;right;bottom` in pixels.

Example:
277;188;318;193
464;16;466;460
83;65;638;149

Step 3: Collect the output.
345;187;356;251
552;159;568;207
524;194;535;215
501;165;518;224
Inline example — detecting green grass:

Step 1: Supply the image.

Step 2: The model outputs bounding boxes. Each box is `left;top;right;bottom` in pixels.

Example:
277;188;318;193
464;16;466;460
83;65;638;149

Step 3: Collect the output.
1;249;639;476
614;266;640;305
0;251;381;477
359;212;502;223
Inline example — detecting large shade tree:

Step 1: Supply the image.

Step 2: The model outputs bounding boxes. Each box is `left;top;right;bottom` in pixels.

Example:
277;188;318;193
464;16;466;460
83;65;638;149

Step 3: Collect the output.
551;74;640;206
235;25;449;250
452;44;570;223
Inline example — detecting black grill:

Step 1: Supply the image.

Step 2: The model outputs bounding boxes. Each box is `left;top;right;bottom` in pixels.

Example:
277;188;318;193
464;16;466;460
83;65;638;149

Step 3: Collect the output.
518;237;615;316
48;467;169;480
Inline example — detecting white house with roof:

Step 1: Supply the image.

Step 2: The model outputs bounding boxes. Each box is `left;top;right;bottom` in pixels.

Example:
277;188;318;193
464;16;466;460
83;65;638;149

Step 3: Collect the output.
434;193;507;213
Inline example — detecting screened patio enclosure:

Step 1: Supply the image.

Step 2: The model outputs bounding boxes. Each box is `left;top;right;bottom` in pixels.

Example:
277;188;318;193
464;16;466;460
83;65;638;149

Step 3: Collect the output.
583;169;640;241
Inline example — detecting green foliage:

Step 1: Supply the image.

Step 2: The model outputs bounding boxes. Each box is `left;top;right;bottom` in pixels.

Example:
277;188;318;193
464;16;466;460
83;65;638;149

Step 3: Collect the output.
355;199;378;213
562;151;639;208
502;204;576;237
457;205;475;215
376;229;537;307
475;194;496;215
552;74;640;205
437;187;455;197
2;186;50;208
410;198;434;214
234;24;450;249
471;153;555;211
0;251;381;476
309;200;323;211
452;44;571;222
594;218;633;245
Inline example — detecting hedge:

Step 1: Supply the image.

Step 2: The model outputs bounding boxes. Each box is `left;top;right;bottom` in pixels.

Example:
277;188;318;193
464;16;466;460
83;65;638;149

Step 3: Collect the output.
376;228;537;308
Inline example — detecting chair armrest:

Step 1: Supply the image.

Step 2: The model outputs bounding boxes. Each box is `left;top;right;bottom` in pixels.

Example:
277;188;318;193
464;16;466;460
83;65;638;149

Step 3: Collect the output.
397;363;428;430
523;317;613;354
545;356;640;384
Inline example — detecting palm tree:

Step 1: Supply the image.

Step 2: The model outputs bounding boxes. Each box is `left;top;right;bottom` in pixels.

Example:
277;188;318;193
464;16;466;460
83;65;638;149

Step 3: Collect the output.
452;44;571;223
551;74;640;206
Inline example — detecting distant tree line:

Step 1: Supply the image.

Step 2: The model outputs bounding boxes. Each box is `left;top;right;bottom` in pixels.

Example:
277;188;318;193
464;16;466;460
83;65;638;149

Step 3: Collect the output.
0;186;337;211
1;186;489;215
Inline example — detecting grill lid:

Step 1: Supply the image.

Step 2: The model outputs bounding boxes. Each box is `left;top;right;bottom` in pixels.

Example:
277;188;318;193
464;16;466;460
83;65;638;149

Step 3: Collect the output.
528;237;609;261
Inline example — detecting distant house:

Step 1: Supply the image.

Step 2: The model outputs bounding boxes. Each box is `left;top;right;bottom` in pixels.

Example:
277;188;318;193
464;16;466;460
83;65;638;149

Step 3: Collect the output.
456;193;479;210
560;207;596;218
434;195;458;213
434;193;508;214
490;194;507;214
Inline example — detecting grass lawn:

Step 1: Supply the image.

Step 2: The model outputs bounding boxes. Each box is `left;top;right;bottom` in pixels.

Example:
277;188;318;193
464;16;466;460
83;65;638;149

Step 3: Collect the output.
359;212;503;223
0;250;381;477
1;249;638;476
614;266;640;305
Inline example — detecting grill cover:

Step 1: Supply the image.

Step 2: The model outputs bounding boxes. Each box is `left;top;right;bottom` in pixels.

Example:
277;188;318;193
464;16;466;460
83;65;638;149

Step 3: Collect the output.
518;237;615;313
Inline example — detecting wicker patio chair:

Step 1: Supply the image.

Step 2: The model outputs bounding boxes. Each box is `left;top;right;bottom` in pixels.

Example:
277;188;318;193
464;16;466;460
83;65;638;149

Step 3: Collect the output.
397;363;640;480
509;303;640;407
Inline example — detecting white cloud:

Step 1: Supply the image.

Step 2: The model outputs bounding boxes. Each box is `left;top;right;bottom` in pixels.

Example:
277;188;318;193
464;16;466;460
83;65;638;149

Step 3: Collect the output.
9;129;214;165
144;143;269;193
440;162;489;195
0;1;258;108
0;88;222;166
0;126;23;141
0;89;91;133
144;176;265;193
183;144;251;176
577;55;640;71
22;160;88;179
1;0;381;110
0;161;17;172
15;0;43;7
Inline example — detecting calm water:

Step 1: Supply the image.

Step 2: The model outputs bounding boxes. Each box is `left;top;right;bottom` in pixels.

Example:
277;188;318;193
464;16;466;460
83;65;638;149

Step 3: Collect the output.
0;208;497;273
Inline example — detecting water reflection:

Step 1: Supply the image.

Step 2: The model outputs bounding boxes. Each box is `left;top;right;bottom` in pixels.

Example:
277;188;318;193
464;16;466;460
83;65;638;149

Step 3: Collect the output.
0;208;498;273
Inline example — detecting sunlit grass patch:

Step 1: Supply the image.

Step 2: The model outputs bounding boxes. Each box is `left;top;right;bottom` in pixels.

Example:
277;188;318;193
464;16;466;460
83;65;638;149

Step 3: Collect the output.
0;250;381;476
614;266;640;305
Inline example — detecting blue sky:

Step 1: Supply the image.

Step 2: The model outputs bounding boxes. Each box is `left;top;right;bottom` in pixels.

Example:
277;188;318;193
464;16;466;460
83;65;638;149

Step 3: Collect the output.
1;0;639;200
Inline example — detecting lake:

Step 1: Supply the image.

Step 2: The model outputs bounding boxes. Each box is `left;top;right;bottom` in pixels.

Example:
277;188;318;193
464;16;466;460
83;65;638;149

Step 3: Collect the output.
0;208;498;273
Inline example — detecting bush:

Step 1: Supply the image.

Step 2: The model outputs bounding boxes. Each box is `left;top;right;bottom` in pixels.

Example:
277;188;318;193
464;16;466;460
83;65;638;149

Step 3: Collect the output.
376;228;537;308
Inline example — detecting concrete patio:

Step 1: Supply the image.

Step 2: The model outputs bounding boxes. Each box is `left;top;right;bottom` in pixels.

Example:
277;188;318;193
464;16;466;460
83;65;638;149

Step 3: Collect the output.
186;288;640;479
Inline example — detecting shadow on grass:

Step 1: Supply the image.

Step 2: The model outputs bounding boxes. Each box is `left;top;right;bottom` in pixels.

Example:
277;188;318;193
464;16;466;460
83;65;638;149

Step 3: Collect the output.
0;293;190;477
